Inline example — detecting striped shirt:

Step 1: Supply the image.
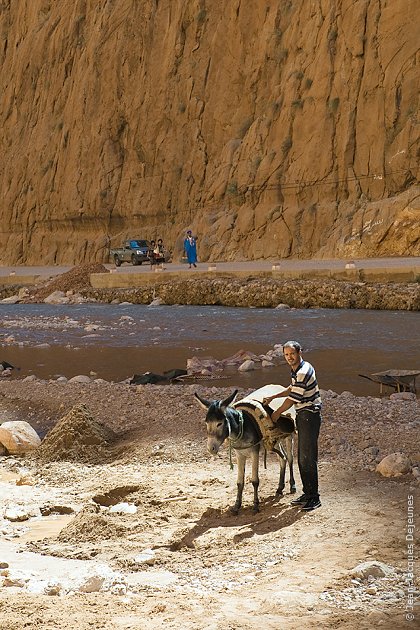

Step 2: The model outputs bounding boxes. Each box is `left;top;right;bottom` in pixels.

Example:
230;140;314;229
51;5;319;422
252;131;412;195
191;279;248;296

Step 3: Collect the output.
289;360;322;411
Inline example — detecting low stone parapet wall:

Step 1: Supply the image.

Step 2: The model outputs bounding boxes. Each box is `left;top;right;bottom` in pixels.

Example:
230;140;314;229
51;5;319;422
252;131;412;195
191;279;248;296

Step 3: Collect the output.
90;266;420;290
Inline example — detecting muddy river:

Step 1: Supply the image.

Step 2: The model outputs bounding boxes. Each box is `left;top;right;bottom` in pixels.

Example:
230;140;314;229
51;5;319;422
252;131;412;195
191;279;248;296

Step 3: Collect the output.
0;304;419;396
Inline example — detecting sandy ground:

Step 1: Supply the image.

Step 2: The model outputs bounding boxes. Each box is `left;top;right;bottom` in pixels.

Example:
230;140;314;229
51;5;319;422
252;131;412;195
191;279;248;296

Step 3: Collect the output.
0;380;419;629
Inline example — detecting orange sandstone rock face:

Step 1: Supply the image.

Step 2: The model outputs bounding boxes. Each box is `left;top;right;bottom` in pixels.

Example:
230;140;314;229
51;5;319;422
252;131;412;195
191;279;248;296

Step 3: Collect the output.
0;1;418;264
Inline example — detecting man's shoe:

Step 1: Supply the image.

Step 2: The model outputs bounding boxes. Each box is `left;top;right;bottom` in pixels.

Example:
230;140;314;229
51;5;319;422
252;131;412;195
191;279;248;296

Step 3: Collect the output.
301;497;321;511
290;494;307;506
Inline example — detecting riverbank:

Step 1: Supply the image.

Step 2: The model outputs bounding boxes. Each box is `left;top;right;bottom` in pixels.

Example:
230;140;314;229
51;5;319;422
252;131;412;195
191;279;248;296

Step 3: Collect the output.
83;277;420;310
0;263;419;310
0;379;419;629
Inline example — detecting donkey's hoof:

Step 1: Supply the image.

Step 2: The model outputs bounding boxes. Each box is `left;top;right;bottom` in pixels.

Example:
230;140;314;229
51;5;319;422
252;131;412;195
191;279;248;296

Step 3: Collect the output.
275;489;284;497
252;506;260;514
230;506;239;515
290;487;297;494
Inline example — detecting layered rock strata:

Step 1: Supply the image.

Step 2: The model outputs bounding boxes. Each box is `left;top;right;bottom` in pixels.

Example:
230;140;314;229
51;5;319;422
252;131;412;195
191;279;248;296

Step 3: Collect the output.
0;1;419;264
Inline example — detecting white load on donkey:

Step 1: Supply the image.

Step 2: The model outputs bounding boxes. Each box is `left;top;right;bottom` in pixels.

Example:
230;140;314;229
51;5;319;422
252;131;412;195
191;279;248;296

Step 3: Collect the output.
232;383;296;453
195;384;297;513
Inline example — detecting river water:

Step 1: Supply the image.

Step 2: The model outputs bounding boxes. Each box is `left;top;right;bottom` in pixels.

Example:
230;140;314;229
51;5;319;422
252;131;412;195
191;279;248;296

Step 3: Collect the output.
0;304;419;396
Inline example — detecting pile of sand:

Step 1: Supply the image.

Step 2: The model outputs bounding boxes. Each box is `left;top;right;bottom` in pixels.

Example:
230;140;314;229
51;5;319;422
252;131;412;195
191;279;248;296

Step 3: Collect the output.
36;403;116;463
57;503;128;544
25;263;109;302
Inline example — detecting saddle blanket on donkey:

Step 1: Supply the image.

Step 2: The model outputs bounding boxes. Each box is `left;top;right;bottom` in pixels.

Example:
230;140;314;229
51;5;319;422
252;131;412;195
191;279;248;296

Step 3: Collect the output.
232;384;296;451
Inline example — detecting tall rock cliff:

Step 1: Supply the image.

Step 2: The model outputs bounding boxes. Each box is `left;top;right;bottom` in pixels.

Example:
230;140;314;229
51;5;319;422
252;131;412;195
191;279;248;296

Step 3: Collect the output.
0;0;419;264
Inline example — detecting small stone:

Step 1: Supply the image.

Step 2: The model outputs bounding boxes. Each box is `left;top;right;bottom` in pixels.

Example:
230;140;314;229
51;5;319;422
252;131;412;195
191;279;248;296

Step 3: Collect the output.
134;549;156;566
109;503;137;515
3;577;26;587
78;575;105;593
16;475;36;486
45;582;62;596
389;392;416;401
110;583;127;595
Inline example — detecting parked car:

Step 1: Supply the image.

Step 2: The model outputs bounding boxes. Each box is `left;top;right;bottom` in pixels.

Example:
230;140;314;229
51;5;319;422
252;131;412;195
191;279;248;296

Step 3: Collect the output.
110;239;150;266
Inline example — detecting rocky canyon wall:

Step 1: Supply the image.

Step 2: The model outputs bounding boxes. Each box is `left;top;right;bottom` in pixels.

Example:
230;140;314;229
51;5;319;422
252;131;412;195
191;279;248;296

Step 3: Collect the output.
0;0;419;264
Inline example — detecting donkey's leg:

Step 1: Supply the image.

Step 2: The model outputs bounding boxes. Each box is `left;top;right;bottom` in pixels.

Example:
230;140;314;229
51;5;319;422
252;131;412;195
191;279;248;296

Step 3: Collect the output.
250;447;260;514
284;435;296;493
276;443;287;496
231;452;246;515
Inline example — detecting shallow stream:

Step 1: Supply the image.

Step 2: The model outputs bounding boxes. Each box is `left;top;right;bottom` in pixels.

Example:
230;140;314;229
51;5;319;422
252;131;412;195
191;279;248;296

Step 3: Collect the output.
0;304;419;396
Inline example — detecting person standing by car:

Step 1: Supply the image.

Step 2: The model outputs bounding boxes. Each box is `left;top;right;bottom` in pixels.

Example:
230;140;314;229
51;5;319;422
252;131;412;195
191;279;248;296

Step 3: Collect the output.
263;341;322;512
157;238;165;255
184;230;198;268
148;240;158;265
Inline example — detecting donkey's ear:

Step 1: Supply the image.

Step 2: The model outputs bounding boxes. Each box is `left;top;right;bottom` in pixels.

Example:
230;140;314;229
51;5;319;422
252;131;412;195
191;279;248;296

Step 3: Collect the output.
220;389;238;410
194;392;212;410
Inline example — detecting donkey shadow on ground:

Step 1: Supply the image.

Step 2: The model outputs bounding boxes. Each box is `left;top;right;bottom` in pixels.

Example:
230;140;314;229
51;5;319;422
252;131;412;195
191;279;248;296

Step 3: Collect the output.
168;494;306;550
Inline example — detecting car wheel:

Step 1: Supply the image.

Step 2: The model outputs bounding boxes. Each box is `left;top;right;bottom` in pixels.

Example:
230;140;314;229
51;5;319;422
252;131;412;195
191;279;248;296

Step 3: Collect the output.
114;255;121;267
131;254;138;266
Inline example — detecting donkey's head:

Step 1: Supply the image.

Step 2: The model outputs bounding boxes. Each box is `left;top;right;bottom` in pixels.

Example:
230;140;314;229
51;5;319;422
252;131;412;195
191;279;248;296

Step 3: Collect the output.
194;390;238;455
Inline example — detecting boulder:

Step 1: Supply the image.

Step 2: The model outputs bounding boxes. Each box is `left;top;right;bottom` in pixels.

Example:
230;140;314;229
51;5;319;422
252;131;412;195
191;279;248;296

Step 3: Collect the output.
67;375;92;383
148;297;164;306
238;360;255;372
376;452;411;477
351;561;395;580
4;507;35;522
43;290;70;304
0;421;41;454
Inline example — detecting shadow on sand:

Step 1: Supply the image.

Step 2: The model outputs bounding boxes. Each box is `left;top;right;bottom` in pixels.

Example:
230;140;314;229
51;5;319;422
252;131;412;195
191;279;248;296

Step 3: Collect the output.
168;494;306;550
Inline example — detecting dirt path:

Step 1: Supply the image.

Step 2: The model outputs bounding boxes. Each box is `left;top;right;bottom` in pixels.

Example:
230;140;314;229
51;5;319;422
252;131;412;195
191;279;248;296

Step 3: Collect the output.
0;382;418;629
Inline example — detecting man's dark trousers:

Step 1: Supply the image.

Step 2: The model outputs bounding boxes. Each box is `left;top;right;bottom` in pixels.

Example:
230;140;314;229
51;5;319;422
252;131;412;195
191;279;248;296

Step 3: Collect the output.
296;408;321;500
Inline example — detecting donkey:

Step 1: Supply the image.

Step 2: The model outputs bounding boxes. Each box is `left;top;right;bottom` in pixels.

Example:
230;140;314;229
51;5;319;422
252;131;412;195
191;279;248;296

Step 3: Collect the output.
194;390;296;514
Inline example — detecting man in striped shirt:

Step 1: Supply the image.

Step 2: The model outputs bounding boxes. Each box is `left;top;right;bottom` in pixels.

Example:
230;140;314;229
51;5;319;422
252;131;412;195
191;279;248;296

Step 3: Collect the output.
263;341;322;511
